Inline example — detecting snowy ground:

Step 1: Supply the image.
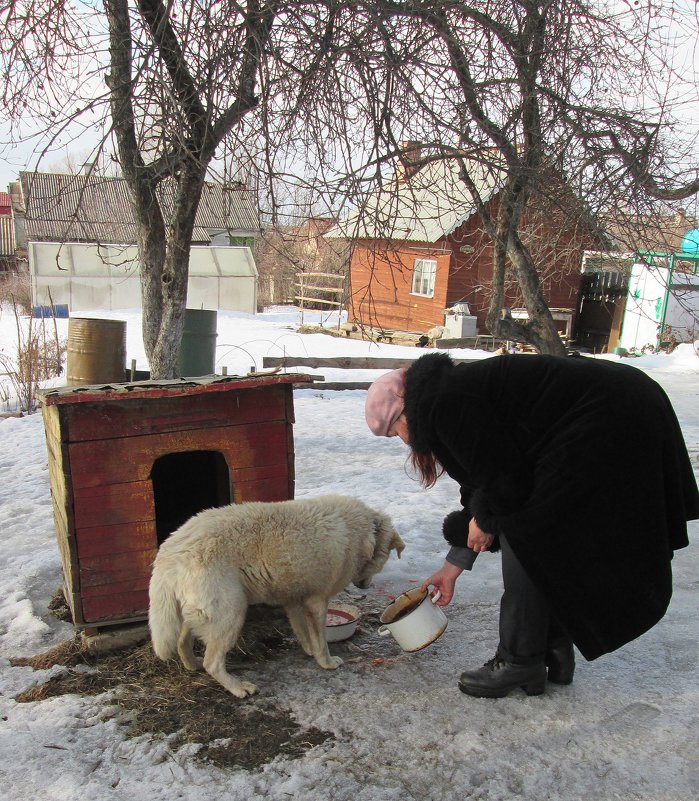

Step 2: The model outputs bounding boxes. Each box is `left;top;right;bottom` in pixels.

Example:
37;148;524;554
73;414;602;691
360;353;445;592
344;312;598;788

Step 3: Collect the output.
1;305;698;801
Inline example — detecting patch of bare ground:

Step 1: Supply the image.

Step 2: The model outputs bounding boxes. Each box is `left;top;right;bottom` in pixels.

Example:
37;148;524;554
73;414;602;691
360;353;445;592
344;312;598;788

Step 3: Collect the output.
10;604;334;770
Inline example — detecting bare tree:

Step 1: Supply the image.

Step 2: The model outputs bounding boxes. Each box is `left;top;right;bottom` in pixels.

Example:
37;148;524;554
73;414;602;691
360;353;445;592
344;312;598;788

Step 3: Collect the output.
2;1;696;360
256;220;350;307
1;1;331;377
299;0;698;353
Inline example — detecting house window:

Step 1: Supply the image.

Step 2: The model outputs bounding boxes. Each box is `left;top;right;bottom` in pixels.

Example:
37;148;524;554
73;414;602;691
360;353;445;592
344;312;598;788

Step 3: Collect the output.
411;258;437;297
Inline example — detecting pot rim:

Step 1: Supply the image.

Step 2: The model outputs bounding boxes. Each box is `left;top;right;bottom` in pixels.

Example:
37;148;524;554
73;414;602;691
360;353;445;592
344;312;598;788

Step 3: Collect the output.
379;587;430;625
325;602;361;627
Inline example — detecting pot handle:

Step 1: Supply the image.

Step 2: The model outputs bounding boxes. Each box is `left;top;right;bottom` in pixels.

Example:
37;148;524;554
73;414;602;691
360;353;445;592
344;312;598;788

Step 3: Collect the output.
377;625;391;637
430;590;442;604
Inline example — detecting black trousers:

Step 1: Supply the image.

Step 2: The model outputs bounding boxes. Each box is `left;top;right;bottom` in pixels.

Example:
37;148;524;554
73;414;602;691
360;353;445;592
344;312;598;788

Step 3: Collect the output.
497;536;571;665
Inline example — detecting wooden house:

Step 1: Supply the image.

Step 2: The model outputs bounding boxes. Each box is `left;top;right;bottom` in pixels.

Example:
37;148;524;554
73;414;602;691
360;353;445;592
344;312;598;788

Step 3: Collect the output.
327;150;600;342
38;373;311;630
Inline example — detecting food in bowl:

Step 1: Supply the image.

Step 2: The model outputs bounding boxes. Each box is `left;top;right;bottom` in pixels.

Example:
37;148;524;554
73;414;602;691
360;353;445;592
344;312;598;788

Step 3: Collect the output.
325;603;361;642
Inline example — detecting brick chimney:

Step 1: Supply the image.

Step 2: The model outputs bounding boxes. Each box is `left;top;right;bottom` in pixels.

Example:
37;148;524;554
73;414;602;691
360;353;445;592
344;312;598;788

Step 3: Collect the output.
395;141;424;184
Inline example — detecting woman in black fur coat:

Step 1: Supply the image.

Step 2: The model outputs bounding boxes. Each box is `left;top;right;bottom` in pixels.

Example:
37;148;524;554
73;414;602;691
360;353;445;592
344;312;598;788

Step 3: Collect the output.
365;352;699;698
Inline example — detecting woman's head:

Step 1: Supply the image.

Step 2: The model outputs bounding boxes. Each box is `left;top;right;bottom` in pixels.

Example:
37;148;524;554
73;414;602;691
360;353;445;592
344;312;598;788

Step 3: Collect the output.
365;368;407;437
365;365;442;486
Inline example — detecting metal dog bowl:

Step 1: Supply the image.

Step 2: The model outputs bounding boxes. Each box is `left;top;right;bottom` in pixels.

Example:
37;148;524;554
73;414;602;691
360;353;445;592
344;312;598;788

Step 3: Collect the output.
325;603;361;642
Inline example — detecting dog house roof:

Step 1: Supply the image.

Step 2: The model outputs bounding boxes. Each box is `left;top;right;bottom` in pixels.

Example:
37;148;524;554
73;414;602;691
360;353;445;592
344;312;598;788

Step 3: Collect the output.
37;372;318;406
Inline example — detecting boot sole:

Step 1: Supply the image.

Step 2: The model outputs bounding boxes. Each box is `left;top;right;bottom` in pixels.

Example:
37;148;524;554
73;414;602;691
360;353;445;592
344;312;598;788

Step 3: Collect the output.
458;679;546;698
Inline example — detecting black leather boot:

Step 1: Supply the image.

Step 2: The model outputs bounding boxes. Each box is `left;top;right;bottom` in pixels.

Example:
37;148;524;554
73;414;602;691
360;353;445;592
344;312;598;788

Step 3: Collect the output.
458;654;547;698
545;641;575;685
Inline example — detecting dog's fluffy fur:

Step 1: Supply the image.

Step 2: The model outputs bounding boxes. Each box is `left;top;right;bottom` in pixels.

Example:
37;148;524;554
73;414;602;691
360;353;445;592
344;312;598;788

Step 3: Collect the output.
148;495;405;697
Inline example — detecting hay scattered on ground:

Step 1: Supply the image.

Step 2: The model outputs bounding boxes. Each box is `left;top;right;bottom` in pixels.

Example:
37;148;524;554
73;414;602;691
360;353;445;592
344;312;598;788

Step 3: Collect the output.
47;587;73;622
11;605;335;770
11;636;88;671
296;324;344;337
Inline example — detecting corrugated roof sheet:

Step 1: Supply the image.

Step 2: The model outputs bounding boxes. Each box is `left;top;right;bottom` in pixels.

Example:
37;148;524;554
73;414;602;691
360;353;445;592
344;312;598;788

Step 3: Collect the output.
327;156;504;243
0;216;15;256
37;372;317;405
20;172;259;244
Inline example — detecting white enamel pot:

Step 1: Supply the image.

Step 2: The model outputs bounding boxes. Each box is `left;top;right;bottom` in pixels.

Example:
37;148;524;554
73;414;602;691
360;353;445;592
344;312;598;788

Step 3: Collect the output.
377;587;448;652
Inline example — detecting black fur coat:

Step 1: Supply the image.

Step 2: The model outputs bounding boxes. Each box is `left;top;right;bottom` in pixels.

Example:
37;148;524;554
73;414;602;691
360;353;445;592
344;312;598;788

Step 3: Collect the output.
404;352;699;660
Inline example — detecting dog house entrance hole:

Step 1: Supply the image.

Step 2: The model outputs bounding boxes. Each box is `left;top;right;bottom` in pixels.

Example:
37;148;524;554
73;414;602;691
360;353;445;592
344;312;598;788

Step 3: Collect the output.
151;450;231;544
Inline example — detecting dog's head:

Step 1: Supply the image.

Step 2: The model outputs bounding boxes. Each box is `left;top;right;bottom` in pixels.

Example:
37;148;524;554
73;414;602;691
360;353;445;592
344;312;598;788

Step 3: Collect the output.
353;512;405;589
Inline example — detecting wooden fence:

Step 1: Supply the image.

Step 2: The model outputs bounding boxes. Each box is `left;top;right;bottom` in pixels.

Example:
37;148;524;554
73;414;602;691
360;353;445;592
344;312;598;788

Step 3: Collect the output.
262;355;478;389
295;272;346;326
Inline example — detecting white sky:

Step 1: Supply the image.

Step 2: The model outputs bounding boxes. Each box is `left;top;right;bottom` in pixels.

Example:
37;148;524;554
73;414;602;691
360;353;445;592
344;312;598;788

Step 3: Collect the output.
1;3;697;194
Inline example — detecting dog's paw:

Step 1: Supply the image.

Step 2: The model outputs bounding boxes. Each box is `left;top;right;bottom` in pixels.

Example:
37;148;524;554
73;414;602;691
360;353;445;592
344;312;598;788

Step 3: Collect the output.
232;681;258;699
319;655;344;670
182;657;204;672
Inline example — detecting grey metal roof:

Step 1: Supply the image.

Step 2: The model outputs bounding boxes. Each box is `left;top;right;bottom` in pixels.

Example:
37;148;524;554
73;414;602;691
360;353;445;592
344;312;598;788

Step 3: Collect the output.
20;172;260;245
327;157;504;243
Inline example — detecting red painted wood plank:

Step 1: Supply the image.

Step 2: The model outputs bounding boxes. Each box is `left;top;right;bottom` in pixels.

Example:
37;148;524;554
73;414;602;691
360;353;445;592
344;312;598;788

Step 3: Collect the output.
81;590;149;623
233;462;291;484
68;422;289;489
73;481;155;528
80;575;151;598
75;521;156;558
79;549;156;588
40;373;312;407
234;475;292;503
61;386;288;442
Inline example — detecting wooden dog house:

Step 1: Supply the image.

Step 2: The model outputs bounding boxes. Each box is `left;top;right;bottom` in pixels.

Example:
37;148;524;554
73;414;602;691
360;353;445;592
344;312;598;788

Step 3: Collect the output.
38;373;313;629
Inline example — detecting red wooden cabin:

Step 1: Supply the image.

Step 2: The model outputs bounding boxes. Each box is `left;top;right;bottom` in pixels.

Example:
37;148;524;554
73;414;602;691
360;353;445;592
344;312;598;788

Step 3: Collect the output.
330;151;600;341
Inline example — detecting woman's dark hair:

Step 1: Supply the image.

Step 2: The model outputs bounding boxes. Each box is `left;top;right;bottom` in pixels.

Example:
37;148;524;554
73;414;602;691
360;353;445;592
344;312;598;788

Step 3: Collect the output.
409;449;443;488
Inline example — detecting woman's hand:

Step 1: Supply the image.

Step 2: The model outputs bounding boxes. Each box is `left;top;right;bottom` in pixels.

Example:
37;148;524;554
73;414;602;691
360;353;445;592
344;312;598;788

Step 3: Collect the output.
468;518;494;553
420;561;463;606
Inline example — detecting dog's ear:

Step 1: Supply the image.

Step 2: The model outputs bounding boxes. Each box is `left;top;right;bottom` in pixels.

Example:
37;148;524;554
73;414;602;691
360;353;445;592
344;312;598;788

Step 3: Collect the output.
359;532;376;564
390;531;405;559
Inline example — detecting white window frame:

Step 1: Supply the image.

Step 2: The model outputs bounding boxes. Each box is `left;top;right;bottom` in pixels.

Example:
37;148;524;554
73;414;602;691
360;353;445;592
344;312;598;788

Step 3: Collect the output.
411;258;437;298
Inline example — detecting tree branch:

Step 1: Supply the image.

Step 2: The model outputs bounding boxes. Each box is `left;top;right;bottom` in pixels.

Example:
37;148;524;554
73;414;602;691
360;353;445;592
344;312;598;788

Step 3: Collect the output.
137;0;211;146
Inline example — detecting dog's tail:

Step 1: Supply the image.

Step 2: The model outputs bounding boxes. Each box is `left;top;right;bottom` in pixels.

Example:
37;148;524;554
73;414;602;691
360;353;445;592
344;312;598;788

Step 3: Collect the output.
148;563;182;661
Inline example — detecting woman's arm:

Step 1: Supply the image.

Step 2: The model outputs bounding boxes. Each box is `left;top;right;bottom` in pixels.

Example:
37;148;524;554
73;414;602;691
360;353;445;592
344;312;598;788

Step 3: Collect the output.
420;560;464;606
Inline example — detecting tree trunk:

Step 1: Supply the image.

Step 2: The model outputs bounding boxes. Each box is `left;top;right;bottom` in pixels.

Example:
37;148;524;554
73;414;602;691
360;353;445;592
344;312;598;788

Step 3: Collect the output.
506;235;567;356
485;234;567;356
484;176;567;356
106;0;208;379
144;169;205;378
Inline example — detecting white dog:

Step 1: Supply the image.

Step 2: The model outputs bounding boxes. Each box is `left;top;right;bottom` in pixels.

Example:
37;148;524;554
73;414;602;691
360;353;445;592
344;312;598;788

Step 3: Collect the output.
148;495;405;697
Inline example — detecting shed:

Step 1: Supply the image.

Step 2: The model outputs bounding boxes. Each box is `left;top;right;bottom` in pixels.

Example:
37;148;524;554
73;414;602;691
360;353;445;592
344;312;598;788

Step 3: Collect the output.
618;252;699;351
38;373;312;630
28;241;258;313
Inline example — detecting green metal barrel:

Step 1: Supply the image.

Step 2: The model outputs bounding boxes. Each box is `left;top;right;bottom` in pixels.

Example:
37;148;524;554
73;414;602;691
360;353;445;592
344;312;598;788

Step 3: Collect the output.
178;309;218;377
